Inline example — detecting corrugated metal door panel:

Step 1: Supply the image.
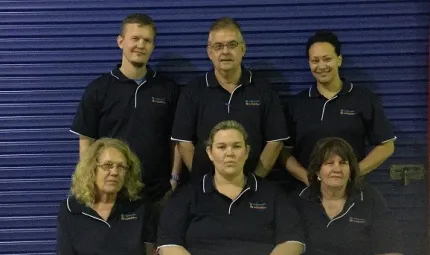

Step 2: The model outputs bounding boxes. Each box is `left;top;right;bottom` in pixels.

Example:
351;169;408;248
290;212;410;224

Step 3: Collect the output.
0;0;428;254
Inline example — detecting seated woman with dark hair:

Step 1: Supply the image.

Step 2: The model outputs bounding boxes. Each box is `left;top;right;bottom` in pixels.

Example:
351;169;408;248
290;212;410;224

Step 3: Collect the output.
56;138;155;255
295;137;403;255
157;120;305;255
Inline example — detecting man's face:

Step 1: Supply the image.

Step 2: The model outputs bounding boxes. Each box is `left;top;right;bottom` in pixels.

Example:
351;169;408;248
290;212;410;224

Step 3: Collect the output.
207;28;245;72
117;23;155;68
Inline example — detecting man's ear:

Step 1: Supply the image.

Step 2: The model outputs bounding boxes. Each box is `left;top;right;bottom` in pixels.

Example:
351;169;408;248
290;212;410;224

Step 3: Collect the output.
117;35;124;49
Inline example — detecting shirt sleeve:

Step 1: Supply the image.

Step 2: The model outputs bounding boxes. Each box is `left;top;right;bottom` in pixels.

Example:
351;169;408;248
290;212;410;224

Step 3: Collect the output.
261;81;289;142
142;199;157;244
274;187;305;247
283;98;296;148
56;200;75;255
157;185;193;248
363;91;396;145
369;185;403;254
70;82;101;139
171;85;197;143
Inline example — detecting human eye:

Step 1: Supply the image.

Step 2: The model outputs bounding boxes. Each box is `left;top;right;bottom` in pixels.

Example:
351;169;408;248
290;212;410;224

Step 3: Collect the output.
144;38;153;44
217;145;226;150
310;58;319;64
323;56;333;62
117;164;129;172
227;41;239;49
324;161;334;165
101;162;114;170
212;43;223;51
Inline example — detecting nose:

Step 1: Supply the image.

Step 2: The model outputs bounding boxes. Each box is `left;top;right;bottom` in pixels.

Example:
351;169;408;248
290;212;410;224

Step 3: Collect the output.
221;44;230;53
225;146;234;155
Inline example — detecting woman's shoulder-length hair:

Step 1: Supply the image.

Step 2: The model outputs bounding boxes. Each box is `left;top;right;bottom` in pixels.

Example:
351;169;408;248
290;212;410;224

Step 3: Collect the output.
70;138;143;207
307;137;361;195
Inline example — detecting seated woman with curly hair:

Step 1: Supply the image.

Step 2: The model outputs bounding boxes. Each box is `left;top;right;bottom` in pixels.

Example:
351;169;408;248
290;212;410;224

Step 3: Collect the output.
56;138;155;255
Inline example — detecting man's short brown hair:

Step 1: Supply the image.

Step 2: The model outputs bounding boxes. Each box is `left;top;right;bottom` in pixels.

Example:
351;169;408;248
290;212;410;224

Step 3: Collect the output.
120;13;156;36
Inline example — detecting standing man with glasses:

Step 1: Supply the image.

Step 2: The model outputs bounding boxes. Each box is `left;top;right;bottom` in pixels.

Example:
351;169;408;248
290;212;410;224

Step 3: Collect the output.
70;14;182;208
171;17;288;180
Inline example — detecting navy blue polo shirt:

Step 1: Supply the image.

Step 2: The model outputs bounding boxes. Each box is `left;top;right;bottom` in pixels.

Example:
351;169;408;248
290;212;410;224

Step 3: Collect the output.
157;173;305;255
70;66;180;201
172;68;288;178
56;196;155;255
295;183;403;255
285;80;396;168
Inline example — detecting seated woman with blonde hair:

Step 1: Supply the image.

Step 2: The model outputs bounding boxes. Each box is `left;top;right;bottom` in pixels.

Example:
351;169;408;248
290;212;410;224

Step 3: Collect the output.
157;120;305;255
296;137;403;255
56;138;155;255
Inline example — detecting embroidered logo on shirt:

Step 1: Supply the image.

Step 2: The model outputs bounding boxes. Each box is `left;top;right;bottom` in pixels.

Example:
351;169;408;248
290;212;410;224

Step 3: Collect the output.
249;202;267;210
152;97;167;104
340;109;356;116
349;217;367;224
245;100;260;106
121;213;138;221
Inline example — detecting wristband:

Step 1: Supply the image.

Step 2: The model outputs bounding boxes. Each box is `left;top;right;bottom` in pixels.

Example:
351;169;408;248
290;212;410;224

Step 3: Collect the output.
171;173;180;181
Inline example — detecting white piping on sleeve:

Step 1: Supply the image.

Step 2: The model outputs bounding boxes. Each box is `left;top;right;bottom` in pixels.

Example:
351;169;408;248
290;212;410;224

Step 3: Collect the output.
69;130;96;139
248;70;253;83
171;137;193;143
156;245;184;254
381;136;397;143
266;137;290;142
205;72;209;87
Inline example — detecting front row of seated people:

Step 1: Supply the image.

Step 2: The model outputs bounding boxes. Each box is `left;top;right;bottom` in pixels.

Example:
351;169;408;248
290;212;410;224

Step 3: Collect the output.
57;120;403;255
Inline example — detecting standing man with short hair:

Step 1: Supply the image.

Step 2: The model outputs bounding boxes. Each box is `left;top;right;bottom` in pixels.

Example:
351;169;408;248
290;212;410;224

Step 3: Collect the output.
70;13;181;205
172;17;288;179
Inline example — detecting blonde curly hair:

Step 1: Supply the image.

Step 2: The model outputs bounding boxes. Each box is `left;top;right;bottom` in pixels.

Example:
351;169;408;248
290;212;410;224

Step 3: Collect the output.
70;138;143;207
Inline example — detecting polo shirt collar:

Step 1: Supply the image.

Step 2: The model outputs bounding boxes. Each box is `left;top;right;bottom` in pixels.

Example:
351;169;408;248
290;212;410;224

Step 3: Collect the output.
202;173;258;194
110;64;157;82
205;66;253;88
66;196;126;216
308;78;354;98
299;185;364;204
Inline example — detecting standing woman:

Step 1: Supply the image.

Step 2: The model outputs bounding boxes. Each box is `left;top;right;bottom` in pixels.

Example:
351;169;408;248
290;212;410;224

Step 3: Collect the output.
295;137;403;254
282;30;396;188
56;138;155;255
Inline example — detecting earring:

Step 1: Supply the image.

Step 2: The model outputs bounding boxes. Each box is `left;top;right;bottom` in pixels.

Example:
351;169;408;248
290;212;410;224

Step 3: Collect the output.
317;176;321;181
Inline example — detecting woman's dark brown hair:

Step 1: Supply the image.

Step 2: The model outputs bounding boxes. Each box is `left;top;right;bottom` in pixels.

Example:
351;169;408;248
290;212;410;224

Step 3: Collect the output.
308;137;361;195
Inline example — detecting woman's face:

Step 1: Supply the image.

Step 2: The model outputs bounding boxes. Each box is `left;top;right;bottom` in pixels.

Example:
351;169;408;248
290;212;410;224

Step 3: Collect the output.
206;129;249;177
319;153;350;190
308;42;342;85
94;147;127;196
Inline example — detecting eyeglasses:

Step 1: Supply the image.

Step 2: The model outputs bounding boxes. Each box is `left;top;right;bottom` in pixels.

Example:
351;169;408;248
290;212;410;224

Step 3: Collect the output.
96;162;129;174
209;41;242;51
